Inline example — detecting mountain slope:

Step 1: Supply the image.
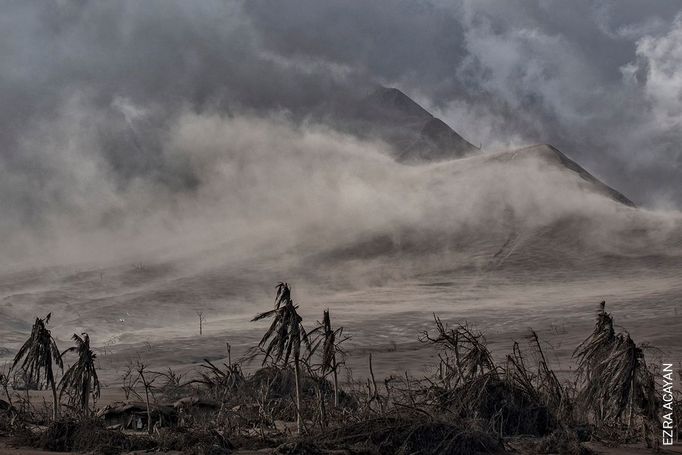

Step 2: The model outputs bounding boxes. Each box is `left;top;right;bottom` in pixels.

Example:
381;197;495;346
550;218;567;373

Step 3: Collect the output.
309;143;676;273
325;87;633;210
494;144;635;207
331;86;479;162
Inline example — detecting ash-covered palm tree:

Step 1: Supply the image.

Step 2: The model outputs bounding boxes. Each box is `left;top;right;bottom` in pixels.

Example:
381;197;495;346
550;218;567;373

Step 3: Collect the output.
598;333;656;425
575;301;616;373
252;282;310;434
11;313;63;420
422;314;497;387
309;310;347;407
574;301;657;429
59;333;100;415
574;301;616;421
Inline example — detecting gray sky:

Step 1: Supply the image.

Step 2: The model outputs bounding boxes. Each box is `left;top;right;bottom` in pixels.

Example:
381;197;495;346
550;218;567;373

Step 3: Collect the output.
1;0;681;264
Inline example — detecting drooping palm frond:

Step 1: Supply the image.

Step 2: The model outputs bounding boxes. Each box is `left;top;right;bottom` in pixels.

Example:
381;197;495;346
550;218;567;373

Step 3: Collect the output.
573;301;618;421
58;333;100;413
528;330;564;410
191;359;245;400
422;314;497;386
275;282;291;308
573;301;658;427
252;308;278;322
307;310;350;409
252;282;310;366
505;341;540;403
599;334;637;420
594;333;657;423
321;310;336;373
574;301;615;379
252;282;310;434
12;314;63;389
11;314;63;419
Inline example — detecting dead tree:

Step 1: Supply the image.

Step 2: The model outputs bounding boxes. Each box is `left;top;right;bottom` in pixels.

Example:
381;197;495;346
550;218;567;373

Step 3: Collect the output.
196;311;206;336
136;361;157;434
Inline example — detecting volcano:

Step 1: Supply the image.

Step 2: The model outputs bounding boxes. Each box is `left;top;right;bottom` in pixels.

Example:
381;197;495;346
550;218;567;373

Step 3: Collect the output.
0;88;680;385
328;86;479;163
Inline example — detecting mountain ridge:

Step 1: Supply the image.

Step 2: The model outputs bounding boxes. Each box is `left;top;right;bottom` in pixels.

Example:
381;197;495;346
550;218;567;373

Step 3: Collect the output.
356;87;634;207
327;86;479;163
497;144;635;207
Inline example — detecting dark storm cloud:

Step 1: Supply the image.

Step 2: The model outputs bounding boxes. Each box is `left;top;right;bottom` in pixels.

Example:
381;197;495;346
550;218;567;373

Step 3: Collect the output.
1;0;681;266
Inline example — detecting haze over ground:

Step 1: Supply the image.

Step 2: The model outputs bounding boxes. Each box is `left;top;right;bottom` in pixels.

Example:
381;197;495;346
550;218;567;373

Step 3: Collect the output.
0;1;681;381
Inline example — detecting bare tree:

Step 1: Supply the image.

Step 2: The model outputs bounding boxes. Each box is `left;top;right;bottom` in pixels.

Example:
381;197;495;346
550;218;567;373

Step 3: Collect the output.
196;311;206;336
136;361;157;435
120;359;160;433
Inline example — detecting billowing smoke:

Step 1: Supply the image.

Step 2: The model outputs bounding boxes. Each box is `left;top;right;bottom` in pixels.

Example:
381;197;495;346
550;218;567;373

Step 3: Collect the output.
1;0;681;270
243;0;682;206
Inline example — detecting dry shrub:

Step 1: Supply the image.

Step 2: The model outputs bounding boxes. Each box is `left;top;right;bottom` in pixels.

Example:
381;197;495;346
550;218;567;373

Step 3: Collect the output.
237;366;352;424
472;376;554;436
8;424;36;448
38;417;154;454
0;411;12;436
248;366;334;399
435;373;554;437
395;422;501;455
157;367;195;402
195;360;245;401
155;426;233;455
249;366;299;399
230;433;281;451
531;429;596;455
309;416;502;454
274;441;325;454
420;316;556;437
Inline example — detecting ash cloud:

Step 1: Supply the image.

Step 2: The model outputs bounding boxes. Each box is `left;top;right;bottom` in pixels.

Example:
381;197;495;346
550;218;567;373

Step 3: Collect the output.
244;0;682;206
0;0;681;268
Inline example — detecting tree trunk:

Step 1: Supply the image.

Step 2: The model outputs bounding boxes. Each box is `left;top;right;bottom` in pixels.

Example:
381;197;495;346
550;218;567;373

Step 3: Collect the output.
83;379;91;416
332;356;339;408
294;356;302;435
627;375;635;432
368;353;378;398
2;382;12;409
316;381;327;429
144;385;153;435
50;380;59;421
